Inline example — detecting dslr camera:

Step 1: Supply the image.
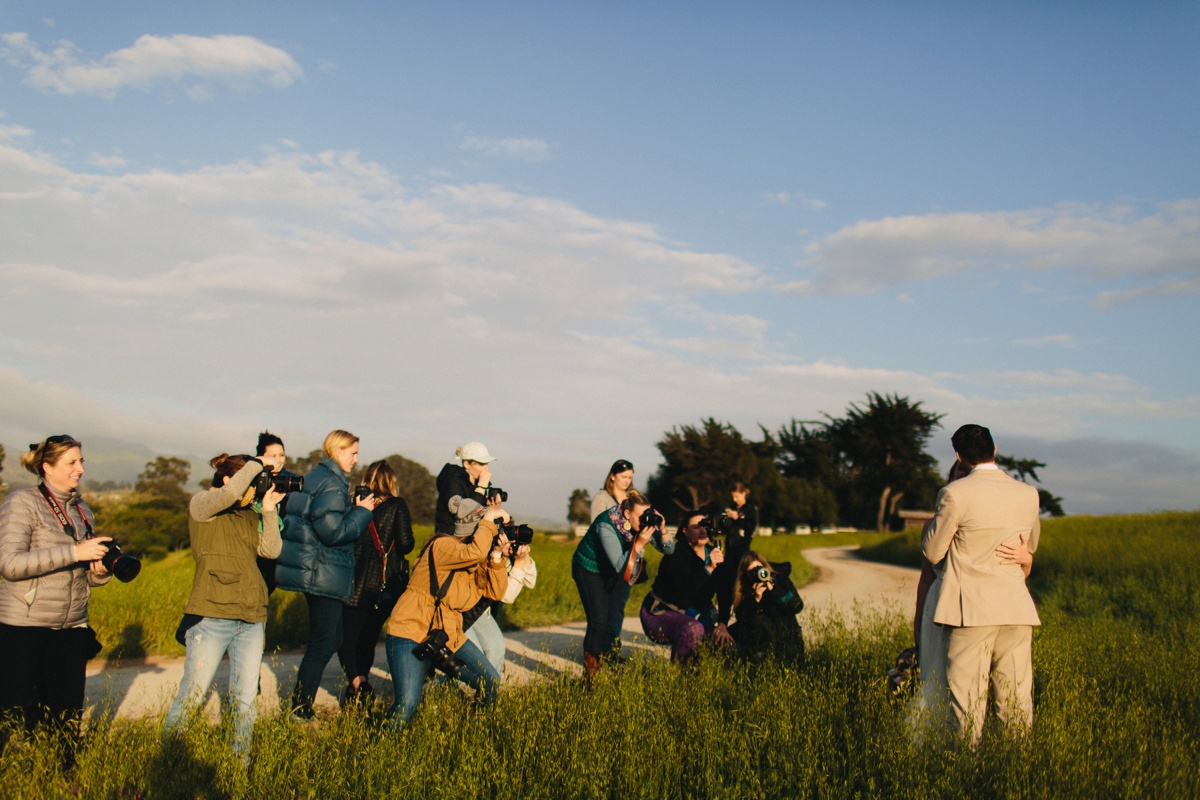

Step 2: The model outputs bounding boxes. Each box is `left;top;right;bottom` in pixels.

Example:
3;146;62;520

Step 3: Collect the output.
639;508;664;531
495;522;534;563
698;514;735;538
354;484;373;501
485;486;508;503
413;629;458;676
252;470;303;502
100;540;141;583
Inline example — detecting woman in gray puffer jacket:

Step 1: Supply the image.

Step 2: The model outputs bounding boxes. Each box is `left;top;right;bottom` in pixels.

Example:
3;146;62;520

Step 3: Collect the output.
0;435;113;754
275;429;376;719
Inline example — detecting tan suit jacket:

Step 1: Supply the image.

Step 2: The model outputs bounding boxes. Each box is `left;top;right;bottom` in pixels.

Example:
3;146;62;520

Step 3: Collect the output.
921;467;1041;627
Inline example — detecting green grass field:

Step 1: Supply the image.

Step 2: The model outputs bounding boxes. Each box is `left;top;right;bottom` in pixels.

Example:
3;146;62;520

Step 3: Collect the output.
3;513;1197;798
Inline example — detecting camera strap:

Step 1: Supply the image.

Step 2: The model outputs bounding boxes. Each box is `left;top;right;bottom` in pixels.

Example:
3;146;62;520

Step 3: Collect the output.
37;483;92;541
425;545;457;632
368;521;393;580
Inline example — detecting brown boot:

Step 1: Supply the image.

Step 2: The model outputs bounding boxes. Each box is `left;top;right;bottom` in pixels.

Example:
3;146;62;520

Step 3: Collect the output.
584;653;601;688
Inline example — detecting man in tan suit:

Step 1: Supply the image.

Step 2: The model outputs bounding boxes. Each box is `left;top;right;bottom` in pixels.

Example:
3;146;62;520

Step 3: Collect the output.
922;424;1040;744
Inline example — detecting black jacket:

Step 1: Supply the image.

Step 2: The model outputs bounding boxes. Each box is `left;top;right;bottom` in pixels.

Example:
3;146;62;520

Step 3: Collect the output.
729;564;804;664
434;463;478;534
716;502;758;623
347;496;416;607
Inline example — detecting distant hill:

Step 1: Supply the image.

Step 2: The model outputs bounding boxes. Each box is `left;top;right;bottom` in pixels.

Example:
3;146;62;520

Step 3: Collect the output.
2;436;207;490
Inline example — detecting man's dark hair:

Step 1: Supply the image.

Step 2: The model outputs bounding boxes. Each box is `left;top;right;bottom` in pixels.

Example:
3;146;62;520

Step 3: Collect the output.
951;424;995;466
256;430;285;457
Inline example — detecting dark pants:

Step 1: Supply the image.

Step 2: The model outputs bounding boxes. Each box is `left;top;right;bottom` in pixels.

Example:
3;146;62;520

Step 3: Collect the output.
0;623;93;758
337;596;397;683
572;562;631;658
290;594;344;717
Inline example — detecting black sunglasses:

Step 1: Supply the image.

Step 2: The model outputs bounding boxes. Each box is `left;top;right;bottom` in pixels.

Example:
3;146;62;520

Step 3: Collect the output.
610;460;634;474
31;435;77;471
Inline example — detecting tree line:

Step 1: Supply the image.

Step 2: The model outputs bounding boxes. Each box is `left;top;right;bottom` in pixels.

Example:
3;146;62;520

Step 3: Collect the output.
570;392;1063;532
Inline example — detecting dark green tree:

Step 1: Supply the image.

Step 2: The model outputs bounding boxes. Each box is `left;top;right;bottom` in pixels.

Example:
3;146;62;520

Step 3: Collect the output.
568;488;592;526
647;419;776;525
821;393;944;532
285;449;326;475
99;456;193;559
996;454;1066;517
383;454;437;525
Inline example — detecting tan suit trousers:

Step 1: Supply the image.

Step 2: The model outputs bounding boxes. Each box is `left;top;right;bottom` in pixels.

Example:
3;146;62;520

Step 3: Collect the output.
945;624;1033;745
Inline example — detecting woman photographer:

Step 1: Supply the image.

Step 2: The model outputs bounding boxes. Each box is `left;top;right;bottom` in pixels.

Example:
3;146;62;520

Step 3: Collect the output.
164;454;283;758
384;498;511;726
0;435;111;759
253;430;298;595
728;551;805;665
572;490;672;683
589;459;634;520
337;460;414;707
434;442;498;534
640;512;734;665
276;429;376;720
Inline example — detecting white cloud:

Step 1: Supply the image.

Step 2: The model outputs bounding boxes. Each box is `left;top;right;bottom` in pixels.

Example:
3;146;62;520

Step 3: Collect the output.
763;190;826;210
801;201;1200;299
0;32;302;97
1011;334;1080;349
87;152;127;169
460;136;552;162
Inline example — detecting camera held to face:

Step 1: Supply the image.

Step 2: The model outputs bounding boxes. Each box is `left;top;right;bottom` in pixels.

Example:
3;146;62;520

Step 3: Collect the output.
485;486;508;504
412;629;458;676
494;522;534;562
252;470;303;502
101;540;141;583
698;514;735;538
754;565;771;584
639;508;664;531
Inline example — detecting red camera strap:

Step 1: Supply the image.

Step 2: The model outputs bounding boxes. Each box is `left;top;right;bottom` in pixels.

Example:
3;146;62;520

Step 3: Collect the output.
37;483;93;541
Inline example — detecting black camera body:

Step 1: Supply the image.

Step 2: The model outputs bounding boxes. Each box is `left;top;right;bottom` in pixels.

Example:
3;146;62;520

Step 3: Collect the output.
754;565;771;583
101;540;141;583
413;629;458;676
252;470;304;502
354;484;373;501
485;486;508;503
639;508;664;532
500;523;534;548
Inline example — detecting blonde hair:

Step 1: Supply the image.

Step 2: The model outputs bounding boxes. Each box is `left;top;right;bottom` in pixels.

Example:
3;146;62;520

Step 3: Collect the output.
21;435;83;479
362;460;398;501
323;429;359;459
619;490;649;515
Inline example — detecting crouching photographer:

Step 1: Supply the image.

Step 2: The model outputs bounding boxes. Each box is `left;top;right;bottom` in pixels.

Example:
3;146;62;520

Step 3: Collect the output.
383;500;511;726
640;512;734;666
727;551;805;665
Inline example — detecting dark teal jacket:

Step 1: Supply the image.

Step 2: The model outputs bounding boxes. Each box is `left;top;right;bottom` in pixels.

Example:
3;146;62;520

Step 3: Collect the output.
276;458;372;602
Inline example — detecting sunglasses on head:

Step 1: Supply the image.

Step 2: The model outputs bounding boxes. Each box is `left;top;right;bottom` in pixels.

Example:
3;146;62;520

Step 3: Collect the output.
30;435;76;470
611;460;633;474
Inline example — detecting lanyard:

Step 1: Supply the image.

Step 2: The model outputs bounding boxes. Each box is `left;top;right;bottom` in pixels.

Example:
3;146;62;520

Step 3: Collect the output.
369;521;394;578
37;484;92;541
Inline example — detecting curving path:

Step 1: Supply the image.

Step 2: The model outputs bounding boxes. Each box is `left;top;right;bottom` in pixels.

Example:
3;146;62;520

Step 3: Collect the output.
83;545;918;720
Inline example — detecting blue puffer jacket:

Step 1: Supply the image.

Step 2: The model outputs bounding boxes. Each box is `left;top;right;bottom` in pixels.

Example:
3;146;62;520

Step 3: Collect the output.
275;458;373;602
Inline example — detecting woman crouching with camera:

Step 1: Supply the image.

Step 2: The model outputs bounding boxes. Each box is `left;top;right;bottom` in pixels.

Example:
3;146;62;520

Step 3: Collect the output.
572;490;672;683
163;454;283;759
640;512;734;666
727;551;805;665
383;498;511;726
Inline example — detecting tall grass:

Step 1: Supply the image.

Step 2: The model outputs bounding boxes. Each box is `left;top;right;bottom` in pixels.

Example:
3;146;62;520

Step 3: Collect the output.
2;606;1196;798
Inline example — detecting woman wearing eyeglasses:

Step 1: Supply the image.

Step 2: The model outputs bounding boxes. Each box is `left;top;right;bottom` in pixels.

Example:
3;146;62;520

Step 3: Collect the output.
0;435;112;759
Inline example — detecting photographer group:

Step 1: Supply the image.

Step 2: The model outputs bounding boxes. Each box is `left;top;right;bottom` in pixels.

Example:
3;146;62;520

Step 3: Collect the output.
0;430;539;764
573;462;805;684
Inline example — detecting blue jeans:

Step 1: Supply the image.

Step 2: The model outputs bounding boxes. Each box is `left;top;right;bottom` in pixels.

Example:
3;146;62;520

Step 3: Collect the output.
290;594;344;717
573;562;631;658
164;617;265;756
384;635;499;727
465;608;506;675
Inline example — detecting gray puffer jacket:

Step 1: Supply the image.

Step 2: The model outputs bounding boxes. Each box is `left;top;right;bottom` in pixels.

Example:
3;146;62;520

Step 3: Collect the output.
0;485;111;629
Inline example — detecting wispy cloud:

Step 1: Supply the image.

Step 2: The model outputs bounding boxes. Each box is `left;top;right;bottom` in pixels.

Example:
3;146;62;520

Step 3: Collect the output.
1012;334;1081;349
460;135;553;162
0;32;302;98
87;152;127;169
801;201;1200;300
763;190;826;211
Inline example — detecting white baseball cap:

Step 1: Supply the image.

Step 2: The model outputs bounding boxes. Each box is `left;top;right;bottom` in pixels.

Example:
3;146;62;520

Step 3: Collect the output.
457;441;496;464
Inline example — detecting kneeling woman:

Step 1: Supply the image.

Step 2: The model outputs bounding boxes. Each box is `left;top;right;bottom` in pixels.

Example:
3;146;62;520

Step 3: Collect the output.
384;499;511;726
165;455;283;757
640;512;733;665
728;551;805;664
572;490;672;681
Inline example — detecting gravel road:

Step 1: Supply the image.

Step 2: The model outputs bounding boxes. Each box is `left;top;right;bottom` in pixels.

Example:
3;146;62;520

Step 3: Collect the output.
83;545;918;720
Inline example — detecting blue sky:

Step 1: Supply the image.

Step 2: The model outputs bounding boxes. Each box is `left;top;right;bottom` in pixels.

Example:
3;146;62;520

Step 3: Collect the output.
1;2;1197;523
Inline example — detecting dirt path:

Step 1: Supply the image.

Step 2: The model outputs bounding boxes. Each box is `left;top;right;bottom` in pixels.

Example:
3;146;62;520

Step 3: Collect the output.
83;546;917;720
